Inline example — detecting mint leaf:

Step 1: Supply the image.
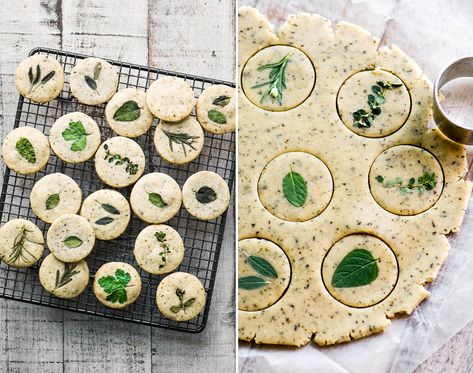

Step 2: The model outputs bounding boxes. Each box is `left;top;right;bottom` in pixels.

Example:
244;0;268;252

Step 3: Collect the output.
113;100;141;121
46;193;60;210
148;192;167;208
331;248;379;288
282;169;307;207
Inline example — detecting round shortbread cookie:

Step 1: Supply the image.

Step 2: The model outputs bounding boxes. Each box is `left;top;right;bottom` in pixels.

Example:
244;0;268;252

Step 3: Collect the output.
15;54;64;103
196;84;236;134
30;173;82;224
156;272;206;322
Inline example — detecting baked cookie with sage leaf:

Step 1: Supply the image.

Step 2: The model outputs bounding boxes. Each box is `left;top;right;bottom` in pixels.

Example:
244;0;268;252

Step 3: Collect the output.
134;224;184;275
196;85;236;134
130;172;182;224
2;126;50;174
80;189;130;240
15;54;64;103
105;88;154;138
39;253;89;299
156;272;206;322
182;171;230;220
70;57;118;105
0;219;44;268
154;116;204;164
146;76;196;122
94;137;146;188
30;173;82;224
49;112;101;163
93;262;142;309
47;214;95;263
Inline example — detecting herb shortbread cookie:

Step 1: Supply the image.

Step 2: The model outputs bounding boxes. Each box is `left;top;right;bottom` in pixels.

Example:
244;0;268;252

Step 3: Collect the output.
93;262;142;309
105;88;154;138
130;172;182;224
15;54;64;103
30;173;82;223
156;272;206;322
134;224;184;275
94;137;145;188
47;214;95;263
70;58;118;105
80;189;131;240
2;126;50;174
182;171;230;220
39;253;89;299
49;112;101;163
196;85;236;134
0;219;44;268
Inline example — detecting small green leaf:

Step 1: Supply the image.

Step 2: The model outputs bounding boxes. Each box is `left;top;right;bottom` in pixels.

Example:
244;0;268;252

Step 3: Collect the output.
282;169;307;207
208;109;226;124
212;95;231;107
247;255;278;279
46;193;60;210
149;192;167;208
84;75;97;90
331;248;379;288
28;67;34;83
63;236;83;248
376;175;384;183
238;276;270;290
95;217;114;225
41;71;55;84
113;100;141;121
62;120;88;152
33;64;41;85
98;269;131;304
195;186;217;204
16;137;36;163
183;297;196;308
101;204;120;215
93;62;102;80
170;305;182;313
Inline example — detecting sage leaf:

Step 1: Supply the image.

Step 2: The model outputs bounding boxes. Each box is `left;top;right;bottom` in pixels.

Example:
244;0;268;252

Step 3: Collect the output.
101;203;120;215
183;298;196;308
46;193;60;210
41;71;55;84
247;255;278;279
282;169;307;207
149;192;167;208
196;186;217;204
95;217;114;225
28;67;34;83
208;109;226;124
113;100;141;122
64;236;83;248
170;305;182;314
16;137;36;163
93;62;102;80
213;95;230;107
84;75;97;90
238;276;270;290
33;64;41;85
331;248;379;288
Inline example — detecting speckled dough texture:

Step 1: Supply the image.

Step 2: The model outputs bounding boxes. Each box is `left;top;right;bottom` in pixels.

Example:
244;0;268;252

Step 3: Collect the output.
238;7;472;347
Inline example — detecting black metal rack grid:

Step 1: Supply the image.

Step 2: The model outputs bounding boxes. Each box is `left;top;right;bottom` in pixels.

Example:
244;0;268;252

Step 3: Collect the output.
0;47;235;333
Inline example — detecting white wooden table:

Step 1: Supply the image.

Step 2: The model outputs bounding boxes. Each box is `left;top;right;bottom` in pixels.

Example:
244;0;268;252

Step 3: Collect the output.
0;1;235;372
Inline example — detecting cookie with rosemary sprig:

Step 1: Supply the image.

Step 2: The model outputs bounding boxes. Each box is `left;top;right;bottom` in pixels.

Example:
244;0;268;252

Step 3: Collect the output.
196;85;236;134
0;219;44;268
15;54;64;103
39;254;89;299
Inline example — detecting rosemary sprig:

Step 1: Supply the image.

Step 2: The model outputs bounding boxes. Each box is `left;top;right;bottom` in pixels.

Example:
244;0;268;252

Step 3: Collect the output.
155;231;172;269
55;263;80;289
9;226;38;264
376;171;437;195
353;80;403;128
103;143;139;175
251;52;293;105
163;130;199;157
170;288;196;314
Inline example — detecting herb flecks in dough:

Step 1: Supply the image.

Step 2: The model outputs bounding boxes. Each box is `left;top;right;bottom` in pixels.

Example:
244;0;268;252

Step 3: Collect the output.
55;263;80;289
155;231;172;269
98;268;131;304
282;167;307;207
27;64;55;94
353;80;403;128
16;137;36;163
213;95;231;107
46;193;60;210
63;236;83;248
9;226;38;264
238;250;278;290
170;288;196;314
113;100;141;122
251;52;293;105
331;248;379;288
376;171;437;195
84;62;102;92
208;109;226;124
148;192;167;208
103;143;139;175
162;130;199;157
195;186;217;204
62;121;89;152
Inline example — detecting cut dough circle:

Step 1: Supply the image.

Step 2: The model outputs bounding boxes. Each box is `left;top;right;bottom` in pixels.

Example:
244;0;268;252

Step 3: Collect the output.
369;145;443;216
242;45;315;111
2;126;50;174
156;272;206;321
146;76;196;122
337;69;411;138
258;152;333;221
94;137;146;188
134;224;184;275
39;253;89;299
93;262;142;309
80;189;130;240
130;172;182;224
49;112;101;163
238;238;291;311
196;84;236;134
322;234;398;308
30;173;82;224
105;88;154;138
47;214;95;263
15;54;64;103
0;219;44;268
154;116;204;164
70;57;118;105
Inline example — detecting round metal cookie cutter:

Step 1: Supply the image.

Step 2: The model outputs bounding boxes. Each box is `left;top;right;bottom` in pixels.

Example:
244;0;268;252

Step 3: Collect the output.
433;56;473;145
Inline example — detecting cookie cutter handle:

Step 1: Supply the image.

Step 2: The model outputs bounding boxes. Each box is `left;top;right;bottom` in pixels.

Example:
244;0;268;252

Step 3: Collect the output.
433;56;473;145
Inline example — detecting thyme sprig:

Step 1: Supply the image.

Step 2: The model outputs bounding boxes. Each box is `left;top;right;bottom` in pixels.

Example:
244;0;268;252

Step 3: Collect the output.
163;130;199;157
251;52;293;105
103;143;139;175
155;231;172;269
9;226;38;264
376;171;437;195
55;263;80;289
170;288;196;314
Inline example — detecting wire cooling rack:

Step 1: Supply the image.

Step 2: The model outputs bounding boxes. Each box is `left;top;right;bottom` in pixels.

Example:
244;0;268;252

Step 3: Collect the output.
0;47;235;333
